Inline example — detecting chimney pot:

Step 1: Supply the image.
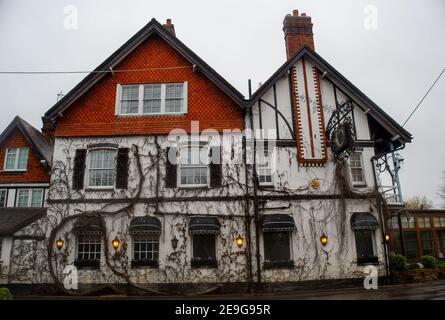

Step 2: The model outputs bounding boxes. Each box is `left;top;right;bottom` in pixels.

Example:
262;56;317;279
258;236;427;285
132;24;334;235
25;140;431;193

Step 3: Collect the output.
283;9;315;59
163;19;176;36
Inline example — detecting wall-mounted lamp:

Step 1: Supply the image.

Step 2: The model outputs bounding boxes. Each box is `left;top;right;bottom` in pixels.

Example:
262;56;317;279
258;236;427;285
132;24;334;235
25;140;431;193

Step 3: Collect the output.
236;236;244;248
56;238;64;251
112;237;120;250
385;234;390;243
171;236;178;250
320;233;328;247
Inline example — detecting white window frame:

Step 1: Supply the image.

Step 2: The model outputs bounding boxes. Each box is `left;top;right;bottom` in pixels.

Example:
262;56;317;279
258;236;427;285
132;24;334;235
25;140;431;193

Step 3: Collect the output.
85;148;117;189
3;147;29;171
350;151;366;187
132;234;160;262
256;147;274;187
76;234;102;261
178;143;210;188
0;189;7;207
15;189;44;207
115;82;188;116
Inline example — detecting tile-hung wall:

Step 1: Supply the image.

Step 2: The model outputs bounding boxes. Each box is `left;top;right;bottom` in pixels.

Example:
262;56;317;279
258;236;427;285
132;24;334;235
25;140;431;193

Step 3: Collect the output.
0;144;49;208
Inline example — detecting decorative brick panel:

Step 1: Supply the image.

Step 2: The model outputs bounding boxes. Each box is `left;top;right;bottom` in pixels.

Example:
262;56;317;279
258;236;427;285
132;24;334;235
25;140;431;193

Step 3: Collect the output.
55;35;244;137
0;129;50;183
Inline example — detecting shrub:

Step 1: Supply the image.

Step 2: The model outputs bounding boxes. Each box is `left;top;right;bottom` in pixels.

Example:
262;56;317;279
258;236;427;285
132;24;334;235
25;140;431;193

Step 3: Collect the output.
420;255;437;269
406;263;419;270
0;288;13;300
436;260;445;269
390;254;407;271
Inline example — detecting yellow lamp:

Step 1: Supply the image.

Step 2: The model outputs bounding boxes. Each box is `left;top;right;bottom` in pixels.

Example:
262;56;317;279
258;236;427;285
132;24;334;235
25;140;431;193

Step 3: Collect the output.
236;236;244;248
320;233;328;246
56;238;64;251
112;237;120;250
385;234;390;243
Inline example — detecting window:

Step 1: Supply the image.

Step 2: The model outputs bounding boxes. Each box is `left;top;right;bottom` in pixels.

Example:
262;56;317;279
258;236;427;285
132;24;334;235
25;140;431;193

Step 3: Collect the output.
420;231;434;256
390;231;403;255
120;85;139;114
88;149;117;188
179;145;209;187
143;84;162;114
354;230;377;264
263;232;292;267
132;234;159;267
404;231;419;259
350;152;366;186
256;149;273;186
388;216;399;229
192;234;217;268
401;216;415;229
0;189;6;207
417;217;431;228
433;216;445;228
116;83;187;116
76;234;101;263
165;83;184;113
437;230;445;259
16;189;43;207
4;148;28;171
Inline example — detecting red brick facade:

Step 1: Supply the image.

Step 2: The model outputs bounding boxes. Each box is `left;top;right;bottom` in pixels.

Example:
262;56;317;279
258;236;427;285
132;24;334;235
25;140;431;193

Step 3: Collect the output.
55;35;244;137
0;129;50;183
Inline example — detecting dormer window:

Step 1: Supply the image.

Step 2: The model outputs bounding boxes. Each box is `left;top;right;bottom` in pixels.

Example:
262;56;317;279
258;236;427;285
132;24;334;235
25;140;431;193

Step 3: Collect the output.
4;147;28;171
116;82;187;116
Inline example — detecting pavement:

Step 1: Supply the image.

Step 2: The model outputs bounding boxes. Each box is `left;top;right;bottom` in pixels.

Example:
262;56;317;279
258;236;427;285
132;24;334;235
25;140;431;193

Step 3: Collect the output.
17;280;445;300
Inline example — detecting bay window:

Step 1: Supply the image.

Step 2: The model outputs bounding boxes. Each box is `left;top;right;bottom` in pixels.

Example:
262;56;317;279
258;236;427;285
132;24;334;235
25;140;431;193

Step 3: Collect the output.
4;147;28;171
87;149;117;188
116;82;187;116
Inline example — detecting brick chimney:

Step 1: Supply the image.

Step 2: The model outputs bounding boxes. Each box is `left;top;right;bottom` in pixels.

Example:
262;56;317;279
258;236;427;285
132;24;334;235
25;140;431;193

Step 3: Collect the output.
163;19;176;36
283;10;314;59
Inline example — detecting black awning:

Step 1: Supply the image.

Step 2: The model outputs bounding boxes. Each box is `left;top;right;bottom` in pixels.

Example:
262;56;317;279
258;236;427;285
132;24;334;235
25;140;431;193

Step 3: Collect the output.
350;212;380;230
261;214;295;232
189;216;220;234
129;216;161;234
72;215;103;234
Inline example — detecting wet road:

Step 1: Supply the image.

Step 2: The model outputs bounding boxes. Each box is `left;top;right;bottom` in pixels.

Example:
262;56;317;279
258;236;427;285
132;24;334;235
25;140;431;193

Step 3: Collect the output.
18;280;445;300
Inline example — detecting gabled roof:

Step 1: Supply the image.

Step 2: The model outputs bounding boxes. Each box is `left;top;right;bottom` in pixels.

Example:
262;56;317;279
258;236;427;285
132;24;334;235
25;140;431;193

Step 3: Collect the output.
0;116;53;163
44;18;246;120
249;46;412;144
0;207;46;236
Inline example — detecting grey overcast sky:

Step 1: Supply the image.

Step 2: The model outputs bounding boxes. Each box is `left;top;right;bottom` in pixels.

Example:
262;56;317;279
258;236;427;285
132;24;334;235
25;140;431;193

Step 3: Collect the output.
0;0;444;205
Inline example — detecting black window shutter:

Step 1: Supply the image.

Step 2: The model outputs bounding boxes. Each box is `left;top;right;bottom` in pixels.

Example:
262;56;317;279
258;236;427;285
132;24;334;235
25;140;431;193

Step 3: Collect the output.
72;149;87;190
165;147;177;188
210;146;222;188
116;148;130;189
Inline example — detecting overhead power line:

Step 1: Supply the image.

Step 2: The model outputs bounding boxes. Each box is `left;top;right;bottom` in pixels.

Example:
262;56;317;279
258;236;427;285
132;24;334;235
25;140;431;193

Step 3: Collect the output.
403;67;445;127
0;65;193;75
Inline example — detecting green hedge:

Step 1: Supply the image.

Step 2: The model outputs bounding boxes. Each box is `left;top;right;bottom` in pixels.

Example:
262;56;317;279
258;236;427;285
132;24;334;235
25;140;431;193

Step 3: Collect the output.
389;254;407;271
420;256;437;269
0;288;13;300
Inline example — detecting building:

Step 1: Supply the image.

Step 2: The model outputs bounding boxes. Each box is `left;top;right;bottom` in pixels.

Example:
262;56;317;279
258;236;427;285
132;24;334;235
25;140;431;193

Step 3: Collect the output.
388;209;445;261
0;116;52;285
2;11;412;293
